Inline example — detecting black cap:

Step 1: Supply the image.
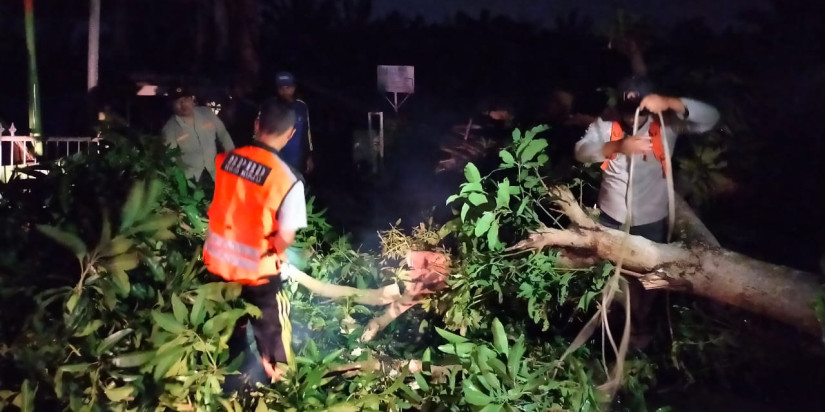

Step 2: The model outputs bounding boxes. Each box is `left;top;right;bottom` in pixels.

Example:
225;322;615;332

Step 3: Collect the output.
617;76;654;115
167;85;193;100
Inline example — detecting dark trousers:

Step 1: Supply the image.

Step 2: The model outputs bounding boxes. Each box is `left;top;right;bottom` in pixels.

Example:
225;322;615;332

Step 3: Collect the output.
240;276;293;367
214;274;293;393
599;211;666;346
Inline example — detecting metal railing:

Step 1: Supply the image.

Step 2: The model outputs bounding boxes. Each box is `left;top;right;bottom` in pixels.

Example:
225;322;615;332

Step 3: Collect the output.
0;123;100;182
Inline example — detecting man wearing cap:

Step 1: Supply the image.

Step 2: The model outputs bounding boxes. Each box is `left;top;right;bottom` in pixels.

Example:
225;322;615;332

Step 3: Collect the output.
274;72;314;173
575;76;719;242
161;86;236;182
574;76;719;348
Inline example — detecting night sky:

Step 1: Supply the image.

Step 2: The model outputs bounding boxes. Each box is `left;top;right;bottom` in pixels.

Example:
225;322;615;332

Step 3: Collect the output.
373;0;771;30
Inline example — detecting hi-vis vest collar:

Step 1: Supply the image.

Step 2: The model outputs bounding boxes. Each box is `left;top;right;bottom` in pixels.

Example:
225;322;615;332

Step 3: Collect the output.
601;120;668;178
251;140;305;184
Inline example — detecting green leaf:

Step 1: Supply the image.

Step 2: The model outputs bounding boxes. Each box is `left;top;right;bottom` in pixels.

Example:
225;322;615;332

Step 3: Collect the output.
508;336;526;378
203;309;245;336
499;150;515;165
413;372;430;392
436;327;468;344
445;194;460;205
438;342;475;357
136;179;164;222
55;364;93;398
519;139;549;163
120;181;146;231
36;225;86;260
74;319;103;337
129;212;178;234
464;163;481;183
111;269;131;297
111;351;154;368
496;180;511;208
99;236;134;258
98;329;133;355
487;220;501;250
480;404;503;412
151;311;186;334
460;181;483;195
491;318;509;355
189;293;206;327
461;203;470;222
463;381;492;406
475;212;495;237
103;252;140;273
66;293;79;314
321;349;346;365
104;385;134;402
16;380;36;412
511;129;522;141
400;385;423;403
171;294;188;325
487;358;509;379
152;229;176;241
153;346;185;380
468;193;487;206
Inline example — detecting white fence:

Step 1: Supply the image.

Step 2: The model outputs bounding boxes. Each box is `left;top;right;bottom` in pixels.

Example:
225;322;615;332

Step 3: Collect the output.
0;123;100;182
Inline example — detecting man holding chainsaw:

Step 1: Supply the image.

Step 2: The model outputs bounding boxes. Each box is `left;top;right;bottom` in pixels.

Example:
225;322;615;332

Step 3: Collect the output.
574;76;719;348
575;76;719;242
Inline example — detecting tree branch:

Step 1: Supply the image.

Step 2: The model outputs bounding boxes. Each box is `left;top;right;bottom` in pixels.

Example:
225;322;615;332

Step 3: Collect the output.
284;265;401;305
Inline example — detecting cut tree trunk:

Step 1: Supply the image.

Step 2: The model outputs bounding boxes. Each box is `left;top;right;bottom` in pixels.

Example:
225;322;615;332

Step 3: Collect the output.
511;186;822;335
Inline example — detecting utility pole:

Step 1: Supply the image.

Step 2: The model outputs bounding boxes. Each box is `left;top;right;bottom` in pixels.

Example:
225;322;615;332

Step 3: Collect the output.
88;0;101;91
23;0;41;138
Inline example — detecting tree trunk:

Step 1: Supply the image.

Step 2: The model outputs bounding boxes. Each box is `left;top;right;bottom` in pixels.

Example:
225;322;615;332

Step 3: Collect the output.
510;186;822;336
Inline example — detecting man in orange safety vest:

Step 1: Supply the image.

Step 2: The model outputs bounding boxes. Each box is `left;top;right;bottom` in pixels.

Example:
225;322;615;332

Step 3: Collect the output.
204;98;307;383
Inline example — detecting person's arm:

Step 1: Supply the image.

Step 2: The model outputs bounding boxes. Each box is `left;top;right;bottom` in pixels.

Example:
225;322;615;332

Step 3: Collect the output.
161;120;178;148
575;119;653;163
211;110;235;151
269;181;308;255
639;95;720;134
575;121;607;163
678;98;720;134
303;101;314;152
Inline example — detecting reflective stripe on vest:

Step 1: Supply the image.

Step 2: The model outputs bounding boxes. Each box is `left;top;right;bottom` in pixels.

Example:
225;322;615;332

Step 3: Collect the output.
600;121;667;177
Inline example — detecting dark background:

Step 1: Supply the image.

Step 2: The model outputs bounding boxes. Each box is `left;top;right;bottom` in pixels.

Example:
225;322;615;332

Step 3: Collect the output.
1;1;824;409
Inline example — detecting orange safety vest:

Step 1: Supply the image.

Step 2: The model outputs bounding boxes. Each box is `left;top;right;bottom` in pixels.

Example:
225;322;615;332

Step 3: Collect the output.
203;142;298;286
600;121;667;177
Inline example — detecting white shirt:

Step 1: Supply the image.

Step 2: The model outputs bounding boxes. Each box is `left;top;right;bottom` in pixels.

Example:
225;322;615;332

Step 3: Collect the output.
266;150;308;232
574;98;720;225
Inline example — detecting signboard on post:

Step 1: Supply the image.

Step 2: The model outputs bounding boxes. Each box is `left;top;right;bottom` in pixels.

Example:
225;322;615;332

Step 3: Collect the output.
377;65;414;112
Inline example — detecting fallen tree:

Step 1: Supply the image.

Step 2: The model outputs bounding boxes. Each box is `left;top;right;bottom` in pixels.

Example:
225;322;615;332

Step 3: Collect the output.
509;185;822;335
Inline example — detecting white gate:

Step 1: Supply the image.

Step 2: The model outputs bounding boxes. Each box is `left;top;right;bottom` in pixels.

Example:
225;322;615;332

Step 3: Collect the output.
0;123;100;182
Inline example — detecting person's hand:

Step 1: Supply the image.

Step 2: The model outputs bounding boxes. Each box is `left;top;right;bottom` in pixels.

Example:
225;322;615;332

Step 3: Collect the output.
619;136;652;155
640;94;687;116
262;358;287;382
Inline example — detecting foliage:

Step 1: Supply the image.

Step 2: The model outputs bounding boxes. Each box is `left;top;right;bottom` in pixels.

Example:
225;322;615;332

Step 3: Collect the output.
0;127;660;411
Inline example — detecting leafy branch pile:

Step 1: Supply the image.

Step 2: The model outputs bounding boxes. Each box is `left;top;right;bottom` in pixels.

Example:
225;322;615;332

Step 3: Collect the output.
0;126;696;411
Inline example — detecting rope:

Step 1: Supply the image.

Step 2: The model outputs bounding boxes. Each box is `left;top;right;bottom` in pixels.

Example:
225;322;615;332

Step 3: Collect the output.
555;105;676;405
